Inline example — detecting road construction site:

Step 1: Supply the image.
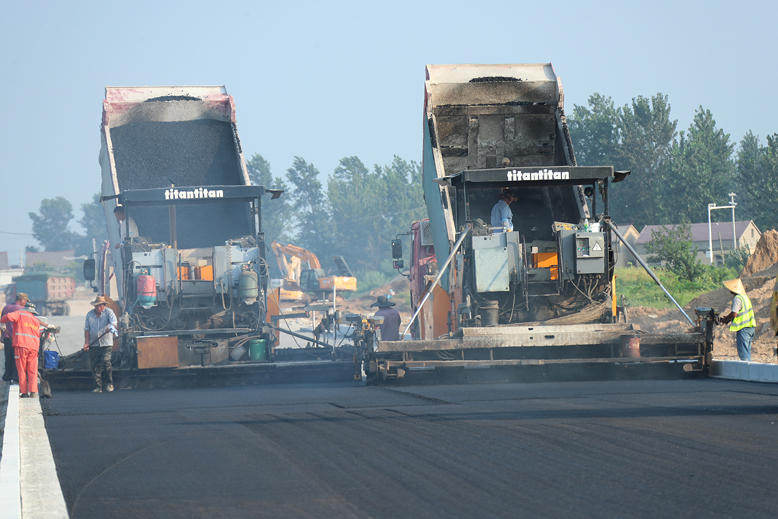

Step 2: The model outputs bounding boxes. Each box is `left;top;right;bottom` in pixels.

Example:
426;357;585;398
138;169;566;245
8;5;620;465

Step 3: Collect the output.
3;65;778;517
42;70;719;390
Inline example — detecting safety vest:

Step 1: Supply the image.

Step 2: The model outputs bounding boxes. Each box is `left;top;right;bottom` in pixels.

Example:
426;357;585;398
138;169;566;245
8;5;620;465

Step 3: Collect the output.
730;294;756;332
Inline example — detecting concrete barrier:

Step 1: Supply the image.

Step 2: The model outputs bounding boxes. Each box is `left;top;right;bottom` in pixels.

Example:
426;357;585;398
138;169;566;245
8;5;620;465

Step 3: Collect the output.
710;359;778;383
19;398;69;518
0;385;20;519
0;384;68;519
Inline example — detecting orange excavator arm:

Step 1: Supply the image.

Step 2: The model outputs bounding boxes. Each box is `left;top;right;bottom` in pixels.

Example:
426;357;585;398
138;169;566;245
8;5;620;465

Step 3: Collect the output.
271;242;322;270
270;241;356;295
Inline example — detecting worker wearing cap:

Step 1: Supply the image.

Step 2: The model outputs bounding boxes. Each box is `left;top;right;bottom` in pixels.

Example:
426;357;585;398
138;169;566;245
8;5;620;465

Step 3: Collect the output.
2;292;29;383
491;188;517;233
114;205;138;249
1;301;41;397
84;295;118;393
720;278;757;362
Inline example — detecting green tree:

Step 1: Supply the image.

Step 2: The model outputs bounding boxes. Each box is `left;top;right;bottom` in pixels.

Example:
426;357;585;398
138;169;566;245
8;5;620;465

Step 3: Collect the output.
325;155;425;277
246;153;293;246
568;93;621;168
644;223;704;281
29;197;76;251
612;94;677;226
285;157;331;258
73;193;109;256
736;132;778;231
381;156;426;237
725;244;752;272
667;107;736;222
327;156;380;271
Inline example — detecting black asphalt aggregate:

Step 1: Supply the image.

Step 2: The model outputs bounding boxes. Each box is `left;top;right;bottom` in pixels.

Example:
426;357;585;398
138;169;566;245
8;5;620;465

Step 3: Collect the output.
43;378;778;518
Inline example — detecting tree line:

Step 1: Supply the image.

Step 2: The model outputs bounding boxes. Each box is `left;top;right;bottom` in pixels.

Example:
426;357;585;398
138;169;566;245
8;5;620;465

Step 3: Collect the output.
568;93;778;231
27;154;425;286
246;154;425;283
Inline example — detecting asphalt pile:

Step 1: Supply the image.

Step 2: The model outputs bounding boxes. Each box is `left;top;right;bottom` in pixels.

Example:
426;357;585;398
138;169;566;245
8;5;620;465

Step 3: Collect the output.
110;118;251;248
111;119;244;189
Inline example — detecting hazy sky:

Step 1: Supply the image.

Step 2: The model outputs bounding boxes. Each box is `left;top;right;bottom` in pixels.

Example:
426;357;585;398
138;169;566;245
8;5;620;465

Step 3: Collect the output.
1;0;775;259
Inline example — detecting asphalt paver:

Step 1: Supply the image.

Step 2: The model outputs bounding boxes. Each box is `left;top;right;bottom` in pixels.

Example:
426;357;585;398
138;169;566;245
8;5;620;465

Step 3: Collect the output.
44;379;778;518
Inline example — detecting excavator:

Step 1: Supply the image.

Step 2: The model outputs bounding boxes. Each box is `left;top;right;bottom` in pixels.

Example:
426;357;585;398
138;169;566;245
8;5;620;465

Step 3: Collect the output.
271;242;357;299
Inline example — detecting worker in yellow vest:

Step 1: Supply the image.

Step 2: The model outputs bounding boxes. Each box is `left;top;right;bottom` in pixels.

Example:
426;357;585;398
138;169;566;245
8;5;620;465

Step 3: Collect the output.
720;278;757;362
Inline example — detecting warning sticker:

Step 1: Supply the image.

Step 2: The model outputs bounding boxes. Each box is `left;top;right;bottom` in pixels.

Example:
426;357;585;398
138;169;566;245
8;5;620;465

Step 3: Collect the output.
592;242;602;251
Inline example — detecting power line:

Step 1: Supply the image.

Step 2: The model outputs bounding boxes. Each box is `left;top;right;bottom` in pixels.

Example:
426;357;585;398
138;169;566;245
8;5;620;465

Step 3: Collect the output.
0;231;34;236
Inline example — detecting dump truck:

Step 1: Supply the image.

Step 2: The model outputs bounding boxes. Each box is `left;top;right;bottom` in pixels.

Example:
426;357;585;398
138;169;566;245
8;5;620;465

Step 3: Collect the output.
9;273;75;316
77;86;286;371
46;86;363;390
356;64;716;383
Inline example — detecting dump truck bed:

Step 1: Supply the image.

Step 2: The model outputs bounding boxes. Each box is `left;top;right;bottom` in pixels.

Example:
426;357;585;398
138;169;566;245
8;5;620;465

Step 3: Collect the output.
99;86;254;297
422;64;587;289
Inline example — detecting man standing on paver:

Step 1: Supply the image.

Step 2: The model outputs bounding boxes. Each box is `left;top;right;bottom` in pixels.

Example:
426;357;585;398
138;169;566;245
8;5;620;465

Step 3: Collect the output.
2;291;28;383
490;188;518;233
113;205;138;249
84;295;118;393
720;278;757;362
371;295;401;341
1;300;41;397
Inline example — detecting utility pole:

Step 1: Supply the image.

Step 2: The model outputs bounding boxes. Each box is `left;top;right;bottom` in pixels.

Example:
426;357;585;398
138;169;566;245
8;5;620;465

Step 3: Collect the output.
707;193;737;265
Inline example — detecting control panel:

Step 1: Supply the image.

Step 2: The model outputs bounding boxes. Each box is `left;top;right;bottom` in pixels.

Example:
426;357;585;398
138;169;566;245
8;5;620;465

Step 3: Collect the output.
574;232;606;274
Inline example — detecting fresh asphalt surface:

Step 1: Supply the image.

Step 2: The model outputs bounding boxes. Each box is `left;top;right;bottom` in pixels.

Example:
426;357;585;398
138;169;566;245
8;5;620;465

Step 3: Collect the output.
42;377;778;519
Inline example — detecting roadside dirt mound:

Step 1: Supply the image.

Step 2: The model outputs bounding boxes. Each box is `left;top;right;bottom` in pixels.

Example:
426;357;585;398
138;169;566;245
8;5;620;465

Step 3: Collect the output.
685;276;773;313
741;229;778;277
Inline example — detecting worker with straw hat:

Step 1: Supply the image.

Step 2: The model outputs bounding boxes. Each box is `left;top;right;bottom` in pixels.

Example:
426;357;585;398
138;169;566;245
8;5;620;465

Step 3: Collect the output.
720;278;756;361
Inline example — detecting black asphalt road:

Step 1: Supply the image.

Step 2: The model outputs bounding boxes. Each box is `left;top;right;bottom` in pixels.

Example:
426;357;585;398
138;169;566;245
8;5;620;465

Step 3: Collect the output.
44;378;778;519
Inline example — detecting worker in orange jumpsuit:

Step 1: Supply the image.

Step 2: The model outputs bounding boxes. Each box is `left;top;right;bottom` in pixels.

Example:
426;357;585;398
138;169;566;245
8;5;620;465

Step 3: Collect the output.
0;302;42;397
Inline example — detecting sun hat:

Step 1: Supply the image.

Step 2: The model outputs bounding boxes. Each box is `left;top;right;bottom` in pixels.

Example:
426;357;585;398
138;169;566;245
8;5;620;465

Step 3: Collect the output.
370;295;396;308
90;295;109;306
723;278;746;296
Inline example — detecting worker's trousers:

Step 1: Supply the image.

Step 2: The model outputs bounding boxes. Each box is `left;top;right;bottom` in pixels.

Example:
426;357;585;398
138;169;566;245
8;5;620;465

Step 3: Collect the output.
3;337;17;381
15;347;38;394
90;346;113;389
736;327;755;362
